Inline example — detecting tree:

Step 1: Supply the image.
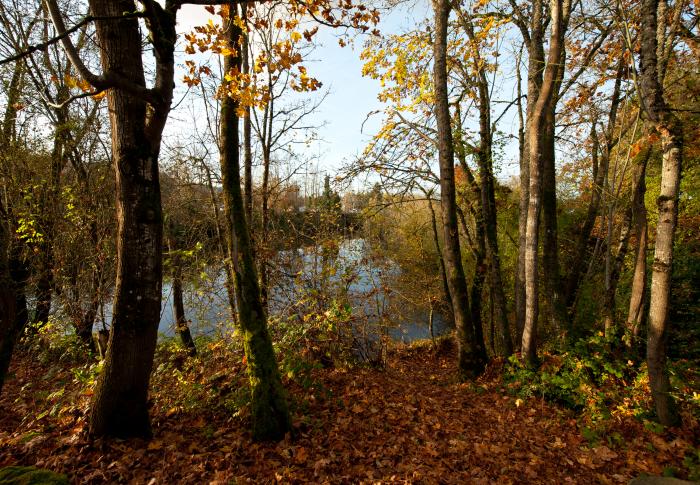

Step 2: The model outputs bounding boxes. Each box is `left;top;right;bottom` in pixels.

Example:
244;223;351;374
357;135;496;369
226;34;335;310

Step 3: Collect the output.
218;4;291;441
0;60;25;395
521;0;566;366
638;0;683;426
626;147;650;344
0;197;18;395
433;0;485;377
454;6;513;356
46;0;178;438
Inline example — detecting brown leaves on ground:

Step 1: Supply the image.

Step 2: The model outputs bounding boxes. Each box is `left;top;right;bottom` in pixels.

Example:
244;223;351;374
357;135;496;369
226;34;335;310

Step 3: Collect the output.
0;345;697;484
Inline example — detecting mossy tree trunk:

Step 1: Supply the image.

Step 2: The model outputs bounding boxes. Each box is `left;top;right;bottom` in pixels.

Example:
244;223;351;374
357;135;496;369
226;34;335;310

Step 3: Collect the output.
219;4;290;441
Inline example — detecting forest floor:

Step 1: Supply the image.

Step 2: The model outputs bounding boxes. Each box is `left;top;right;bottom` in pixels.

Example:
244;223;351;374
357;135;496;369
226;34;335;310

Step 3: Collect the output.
0;341;698;484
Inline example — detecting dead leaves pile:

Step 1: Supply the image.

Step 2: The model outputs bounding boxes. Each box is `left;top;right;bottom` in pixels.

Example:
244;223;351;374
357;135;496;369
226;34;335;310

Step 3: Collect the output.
0;346;697;484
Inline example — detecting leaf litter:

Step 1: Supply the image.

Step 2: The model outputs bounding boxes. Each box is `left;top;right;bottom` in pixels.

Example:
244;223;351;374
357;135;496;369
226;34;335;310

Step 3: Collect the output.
0;344;697;483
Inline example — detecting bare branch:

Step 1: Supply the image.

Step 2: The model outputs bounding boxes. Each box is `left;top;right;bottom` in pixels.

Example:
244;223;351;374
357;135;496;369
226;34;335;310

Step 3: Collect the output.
45;88;107;109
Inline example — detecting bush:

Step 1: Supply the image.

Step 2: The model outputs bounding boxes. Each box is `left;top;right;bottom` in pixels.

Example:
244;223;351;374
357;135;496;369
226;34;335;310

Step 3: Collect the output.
503;331;649;425
504;330;700;435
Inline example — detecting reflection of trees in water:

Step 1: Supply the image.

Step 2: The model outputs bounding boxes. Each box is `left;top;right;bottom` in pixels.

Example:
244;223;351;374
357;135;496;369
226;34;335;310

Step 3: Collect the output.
139;239;450;345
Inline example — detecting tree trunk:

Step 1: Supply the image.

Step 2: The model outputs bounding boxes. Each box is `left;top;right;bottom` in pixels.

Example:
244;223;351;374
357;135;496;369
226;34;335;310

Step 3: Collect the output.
0;199;19;396
241;2;253;225
521;0;564;367
86;0;175;439
172;261;197;356
541;103;568;333
432;0;485;378
459;10;513;356
626;152;650;346
1;63;22;142
540;2;575;335
0;62;29;393
220;9;290;441
515;16;544;346
470;218;489;364
476;83;513;357
601;206;633;330
639;0;681;427
565;123;605;310
427;195;453;321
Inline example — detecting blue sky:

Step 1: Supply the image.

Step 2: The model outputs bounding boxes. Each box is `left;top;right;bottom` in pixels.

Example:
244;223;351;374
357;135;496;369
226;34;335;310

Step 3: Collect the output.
171;3;430;183
169;1;521;191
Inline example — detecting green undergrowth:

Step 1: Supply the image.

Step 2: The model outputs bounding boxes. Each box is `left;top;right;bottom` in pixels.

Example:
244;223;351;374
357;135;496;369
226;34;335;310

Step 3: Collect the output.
503;331;700;429
502;331;700;478
148;298;368;422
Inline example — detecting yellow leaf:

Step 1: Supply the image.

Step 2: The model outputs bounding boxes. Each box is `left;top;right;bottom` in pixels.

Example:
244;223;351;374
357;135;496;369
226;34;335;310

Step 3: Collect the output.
147;440;163;450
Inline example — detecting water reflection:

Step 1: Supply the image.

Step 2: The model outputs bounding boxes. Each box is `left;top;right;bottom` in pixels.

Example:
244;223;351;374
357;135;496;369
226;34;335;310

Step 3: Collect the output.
105;239;452;344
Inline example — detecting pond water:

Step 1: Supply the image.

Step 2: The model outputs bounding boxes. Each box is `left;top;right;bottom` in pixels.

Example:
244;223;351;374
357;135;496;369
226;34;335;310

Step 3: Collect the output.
102;239;452;344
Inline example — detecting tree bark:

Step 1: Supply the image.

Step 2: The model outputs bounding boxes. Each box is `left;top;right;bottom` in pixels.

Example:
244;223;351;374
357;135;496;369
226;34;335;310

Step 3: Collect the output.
220;7;291;441
626;151;650;346
432;0;485;378
639;0;681;427
427;195;454;321
514;11;544;346
172;260;197;356
85;0;176;439
0;198;19;396
521;0;564;367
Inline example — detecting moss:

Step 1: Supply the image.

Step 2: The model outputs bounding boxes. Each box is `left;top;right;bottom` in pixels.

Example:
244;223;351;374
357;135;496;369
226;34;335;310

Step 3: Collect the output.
0;466;69;485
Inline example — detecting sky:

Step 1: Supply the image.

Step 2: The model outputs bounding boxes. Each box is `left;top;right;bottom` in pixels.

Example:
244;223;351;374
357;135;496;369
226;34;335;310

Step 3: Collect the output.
169;3;431;189
168;1;521;193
